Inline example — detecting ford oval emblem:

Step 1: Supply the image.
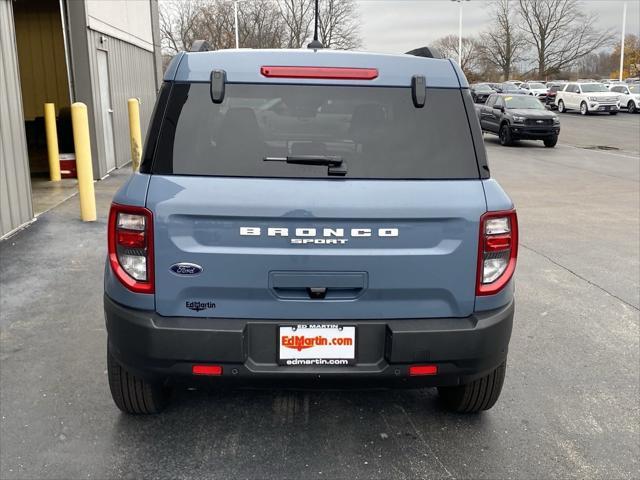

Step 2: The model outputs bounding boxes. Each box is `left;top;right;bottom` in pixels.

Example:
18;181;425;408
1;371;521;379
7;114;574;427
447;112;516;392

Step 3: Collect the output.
170;263;203;276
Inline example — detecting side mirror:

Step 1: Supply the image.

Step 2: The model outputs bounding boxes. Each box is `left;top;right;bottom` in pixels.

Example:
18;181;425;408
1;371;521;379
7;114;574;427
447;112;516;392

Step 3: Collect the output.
494;105;504;112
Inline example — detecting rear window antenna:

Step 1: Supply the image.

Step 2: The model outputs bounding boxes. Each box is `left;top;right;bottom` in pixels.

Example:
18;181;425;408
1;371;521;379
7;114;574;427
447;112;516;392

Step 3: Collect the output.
307;0;324;49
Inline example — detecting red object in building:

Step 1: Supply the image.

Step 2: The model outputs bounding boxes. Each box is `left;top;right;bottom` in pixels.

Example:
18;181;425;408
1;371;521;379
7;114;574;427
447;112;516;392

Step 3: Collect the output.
59;153;77;179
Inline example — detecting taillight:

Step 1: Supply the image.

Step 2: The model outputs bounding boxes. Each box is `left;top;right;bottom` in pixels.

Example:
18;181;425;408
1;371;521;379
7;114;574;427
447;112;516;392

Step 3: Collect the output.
108;203;154;293
477;210;518;296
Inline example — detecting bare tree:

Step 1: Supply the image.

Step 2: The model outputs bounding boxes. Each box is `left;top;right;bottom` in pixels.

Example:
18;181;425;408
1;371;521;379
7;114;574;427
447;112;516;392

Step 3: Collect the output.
159;0;204;53
278;0;315;48
317;0;361;50
196;1;236;50
158;0;362;56
479;0;525;80
433;35;481;75
240;0;287;48
517;0;614;77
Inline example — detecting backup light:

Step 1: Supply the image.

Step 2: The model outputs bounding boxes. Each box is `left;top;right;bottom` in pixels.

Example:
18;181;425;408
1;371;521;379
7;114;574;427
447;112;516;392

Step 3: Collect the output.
485;217;510;235
117;213;145;230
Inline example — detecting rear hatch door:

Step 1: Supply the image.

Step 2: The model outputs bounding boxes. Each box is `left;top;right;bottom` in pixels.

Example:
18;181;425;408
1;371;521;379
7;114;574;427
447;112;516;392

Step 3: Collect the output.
146;80;486;319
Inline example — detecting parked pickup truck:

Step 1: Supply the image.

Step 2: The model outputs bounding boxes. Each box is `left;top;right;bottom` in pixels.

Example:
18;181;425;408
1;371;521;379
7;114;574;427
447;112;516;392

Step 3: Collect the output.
476;93;560;147
105;46;517;415
556;82;620;115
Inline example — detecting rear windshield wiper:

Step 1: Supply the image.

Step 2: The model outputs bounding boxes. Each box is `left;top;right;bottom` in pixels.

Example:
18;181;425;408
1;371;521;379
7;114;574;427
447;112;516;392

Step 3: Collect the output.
263;156;347;176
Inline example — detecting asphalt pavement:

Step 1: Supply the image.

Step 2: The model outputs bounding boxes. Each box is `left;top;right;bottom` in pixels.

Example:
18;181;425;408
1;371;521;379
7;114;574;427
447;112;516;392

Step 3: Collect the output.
1;113;638;480
551;108;640;155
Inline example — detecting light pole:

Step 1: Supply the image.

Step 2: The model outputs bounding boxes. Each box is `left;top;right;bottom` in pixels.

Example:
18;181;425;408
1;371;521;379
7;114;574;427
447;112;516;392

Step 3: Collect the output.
619;1;627;82
451;0;470;68
230;0;244;49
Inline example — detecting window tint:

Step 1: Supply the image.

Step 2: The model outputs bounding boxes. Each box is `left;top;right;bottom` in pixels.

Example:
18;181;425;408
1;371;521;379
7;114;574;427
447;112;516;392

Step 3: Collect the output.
152;83;480;179
581;83;609;93
504;95;544;109
473;84;493;92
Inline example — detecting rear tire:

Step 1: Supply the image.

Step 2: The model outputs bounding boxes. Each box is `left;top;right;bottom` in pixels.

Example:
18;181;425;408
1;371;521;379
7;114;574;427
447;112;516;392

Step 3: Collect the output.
438;361;506;413
499;124;513;146
544;135;558;148
580;102;588;115
107;347;169;414
557;100;565;113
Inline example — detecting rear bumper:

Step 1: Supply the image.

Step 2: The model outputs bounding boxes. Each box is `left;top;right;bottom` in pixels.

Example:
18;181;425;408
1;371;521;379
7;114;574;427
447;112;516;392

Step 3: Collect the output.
105;295;514;388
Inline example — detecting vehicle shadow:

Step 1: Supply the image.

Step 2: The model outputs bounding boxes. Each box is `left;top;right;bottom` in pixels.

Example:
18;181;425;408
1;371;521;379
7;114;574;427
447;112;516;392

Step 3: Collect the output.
107;386;501;479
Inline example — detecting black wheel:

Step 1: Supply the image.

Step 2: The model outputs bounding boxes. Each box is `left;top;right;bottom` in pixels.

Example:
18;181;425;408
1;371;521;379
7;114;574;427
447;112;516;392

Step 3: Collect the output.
557;100;565;113
438;361;506;413
580;102;589;115
544;135;558;148
499;124;513;146
629;101;638;114
107;347;170;414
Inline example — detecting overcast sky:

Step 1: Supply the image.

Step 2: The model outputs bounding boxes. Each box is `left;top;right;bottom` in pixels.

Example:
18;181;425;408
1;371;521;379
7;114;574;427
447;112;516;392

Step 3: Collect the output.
356;0;640;54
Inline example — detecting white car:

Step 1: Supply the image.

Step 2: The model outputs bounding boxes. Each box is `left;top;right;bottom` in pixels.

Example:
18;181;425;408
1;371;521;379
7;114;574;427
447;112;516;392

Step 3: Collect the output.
521;82;548;100
555;82;620;115
608;84;640;113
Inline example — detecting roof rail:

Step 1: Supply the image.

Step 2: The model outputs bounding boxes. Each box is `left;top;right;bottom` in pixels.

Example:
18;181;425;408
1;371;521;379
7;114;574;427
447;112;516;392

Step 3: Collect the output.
190;40;212;52
405;47;442;59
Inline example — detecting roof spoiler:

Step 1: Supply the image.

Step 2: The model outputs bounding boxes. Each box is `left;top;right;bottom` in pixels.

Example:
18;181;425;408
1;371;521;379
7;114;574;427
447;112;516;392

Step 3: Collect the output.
405;47;442;59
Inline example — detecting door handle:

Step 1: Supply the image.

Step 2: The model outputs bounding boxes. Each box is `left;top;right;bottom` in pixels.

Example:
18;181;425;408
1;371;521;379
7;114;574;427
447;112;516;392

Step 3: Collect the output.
107;108;114;114
270;271;367;300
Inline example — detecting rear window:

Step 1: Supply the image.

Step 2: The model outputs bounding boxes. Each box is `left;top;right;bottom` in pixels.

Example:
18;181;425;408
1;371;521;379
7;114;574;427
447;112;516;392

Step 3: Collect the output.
151;83;479;179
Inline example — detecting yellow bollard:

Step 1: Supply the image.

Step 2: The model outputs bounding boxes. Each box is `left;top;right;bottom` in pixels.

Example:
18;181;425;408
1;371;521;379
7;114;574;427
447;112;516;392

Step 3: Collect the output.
44;103;62;181
70;102;97;222
127;98;142;171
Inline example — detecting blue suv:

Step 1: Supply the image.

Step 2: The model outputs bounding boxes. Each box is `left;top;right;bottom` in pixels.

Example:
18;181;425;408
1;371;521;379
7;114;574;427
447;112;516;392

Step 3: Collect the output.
105;47;518;414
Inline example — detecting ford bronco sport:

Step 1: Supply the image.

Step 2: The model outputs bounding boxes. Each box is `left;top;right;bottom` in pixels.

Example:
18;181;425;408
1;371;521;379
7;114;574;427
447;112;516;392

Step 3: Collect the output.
105;47;517;414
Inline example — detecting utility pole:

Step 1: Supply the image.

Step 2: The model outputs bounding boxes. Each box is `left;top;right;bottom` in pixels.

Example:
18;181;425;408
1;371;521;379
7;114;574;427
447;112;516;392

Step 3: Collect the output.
451;0;469;67
234;0;240;49
619;1;627;82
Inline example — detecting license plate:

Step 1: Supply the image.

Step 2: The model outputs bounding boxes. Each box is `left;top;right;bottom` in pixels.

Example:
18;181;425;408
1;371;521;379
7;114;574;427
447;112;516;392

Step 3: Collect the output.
278;325;356;366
